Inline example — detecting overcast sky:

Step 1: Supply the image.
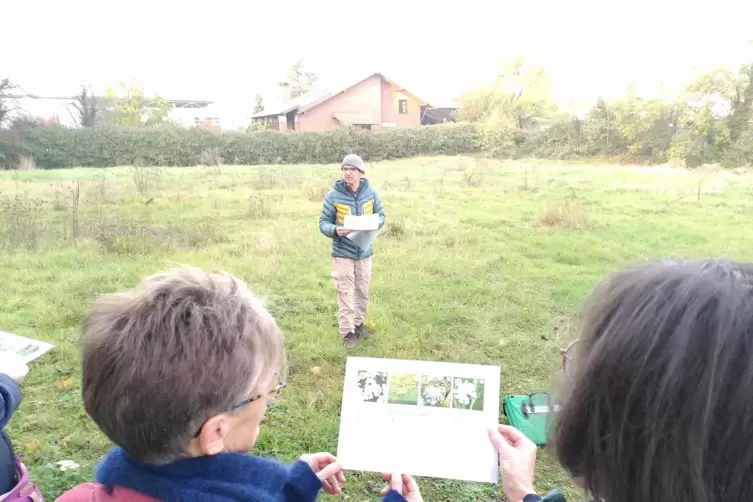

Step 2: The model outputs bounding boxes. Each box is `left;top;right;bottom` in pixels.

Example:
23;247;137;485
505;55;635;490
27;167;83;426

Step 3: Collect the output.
5;0;753;111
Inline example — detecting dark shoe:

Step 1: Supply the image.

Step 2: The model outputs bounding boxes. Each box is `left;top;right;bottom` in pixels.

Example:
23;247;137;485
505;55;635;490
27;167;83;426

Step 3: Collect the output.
343;332;358;347
355;324;371;339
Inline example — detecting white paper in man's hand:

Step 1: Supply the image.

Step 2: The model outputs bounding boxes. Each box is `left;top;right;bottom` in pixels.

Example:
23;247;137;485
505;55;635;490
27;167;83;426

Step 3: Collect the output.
343;214;380;231
346;230;379;250
337;357;501;484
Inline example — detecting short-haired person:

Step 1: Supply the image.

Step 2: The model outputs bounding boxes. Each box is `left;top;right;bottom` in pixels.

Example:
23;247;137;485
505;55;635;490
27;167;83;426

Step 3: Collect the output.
55;267;415;502
319;154;385;346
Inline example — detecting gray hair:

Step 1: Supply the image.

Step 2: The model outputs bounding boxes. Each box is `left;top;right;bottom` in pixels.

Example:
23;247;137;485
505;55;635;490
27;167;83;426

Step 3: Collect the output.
81;266;285;464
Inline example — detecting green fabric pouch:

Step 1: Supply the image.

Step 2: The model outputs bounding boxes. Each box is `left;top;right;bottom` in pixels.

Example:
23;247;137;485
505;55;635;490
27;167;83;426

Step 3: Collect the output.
502;392;558;446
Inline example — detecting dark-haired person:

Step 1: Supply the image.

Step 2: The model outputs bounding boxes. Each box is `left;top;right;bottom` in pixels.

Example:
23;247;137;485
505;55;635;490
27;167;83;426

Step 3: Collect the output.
488;259;753;502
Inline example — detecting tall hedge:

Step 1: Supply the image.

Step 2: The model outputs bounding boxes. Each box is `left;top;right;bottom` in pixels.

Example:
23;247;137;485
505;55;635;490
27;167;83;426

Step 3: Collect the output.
5;123;487;169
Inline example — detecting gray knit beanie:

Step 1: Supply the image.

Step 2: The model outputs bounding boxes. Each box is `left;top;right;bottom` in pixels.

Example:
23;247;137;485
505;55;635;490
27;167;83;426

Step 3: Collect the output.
341;154;365;173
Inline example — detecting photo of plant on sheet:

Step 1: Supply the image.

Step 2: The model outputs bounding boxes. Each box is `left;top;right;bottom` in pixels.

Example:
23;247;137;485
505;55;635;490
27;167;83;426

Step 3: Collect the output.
420;376;452;408
357;371;387;403
453;378;485;411
388;373;419;405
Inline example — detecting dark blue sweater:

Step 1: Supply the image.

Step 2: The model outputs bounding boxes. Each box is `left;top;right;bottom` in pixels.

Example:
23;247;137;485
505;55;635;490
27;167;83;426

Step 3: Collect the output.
0;373;22;494
97;448;407;502
0;374;21;433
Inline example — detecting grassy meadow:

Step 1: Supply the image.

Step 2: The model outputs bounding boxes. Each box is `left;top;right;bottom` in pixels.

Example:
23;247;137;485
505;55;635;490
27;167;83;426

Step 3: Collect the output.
1;156;751;501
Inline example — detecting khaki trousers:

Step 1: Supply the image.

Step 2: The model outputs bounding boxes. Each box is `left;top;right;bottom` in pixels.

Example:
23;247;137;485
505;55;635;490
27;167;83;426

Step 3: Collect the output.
332;257;373;336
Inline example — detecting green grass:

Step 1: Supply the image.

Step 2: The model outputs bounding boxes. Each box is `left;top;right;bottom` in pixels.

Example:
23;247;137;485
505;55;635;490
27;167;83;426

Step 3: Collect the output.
1;157;751;501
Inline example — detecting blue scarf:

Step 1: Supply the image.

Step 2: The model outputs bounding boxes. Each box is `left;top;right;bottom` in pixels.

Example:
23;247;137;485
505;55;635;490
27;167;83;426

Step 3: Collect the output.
96;447;322;502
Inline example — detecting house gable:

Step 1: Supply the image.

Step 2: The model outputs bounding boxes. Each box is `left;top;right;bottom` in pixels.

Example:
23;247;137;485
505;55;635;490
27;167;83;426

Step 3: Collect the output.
297;73;429;131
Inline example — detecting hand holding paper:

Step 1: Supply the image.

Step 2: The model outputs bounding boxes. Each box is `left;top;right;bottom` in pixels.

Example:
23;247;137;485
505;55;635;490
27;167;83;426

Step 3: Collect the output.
300;452;346;495
381;473;423;501
0;353;29;383
488;425;537;502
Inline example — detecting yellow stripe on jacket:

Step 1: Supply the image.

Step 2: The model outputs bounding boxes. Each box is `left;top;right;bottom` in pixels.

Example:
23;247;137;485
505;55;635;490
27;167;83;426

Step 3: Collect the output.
334;203;350;225
362;200;374;215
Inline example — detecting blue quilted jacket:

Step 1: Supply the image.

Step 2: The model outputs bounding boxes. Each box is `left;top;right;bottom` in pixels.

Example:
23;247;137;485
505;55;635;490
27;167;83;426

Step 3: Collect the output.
319;179;385;260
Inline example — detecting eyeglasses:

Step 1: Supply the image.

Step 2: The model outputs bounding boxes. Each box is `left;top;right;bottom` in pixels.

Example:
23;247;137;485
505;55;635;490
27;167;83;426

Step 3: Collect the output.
560;339;581;380
234;373;286;408
341;167;359;173
193;374;286;438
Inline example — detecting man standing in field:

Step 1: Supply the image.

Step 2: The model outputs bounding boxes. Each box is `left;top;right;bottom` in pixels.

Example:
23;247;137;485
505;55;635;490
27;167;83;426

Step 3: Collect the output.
319;154;385;346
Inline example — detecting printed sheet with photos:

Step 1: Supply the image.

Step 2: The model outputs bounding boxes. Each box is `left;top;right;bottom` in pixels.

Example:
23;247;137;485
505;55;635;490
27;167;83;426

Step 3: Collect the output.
0;331;55;377
337;357;501;484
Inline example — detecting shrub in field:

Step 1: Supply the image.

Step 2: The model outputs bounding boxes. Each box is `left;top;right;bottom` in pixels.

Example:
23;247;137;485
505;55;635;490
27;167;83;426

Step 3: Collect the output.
130;165;165;196
85;216;227;254
384;218;406;237
535;201;591;229
302;182;329;202
254;167;301;190
248;195;274;219
461;169;486;188
89;171;114;204
0;193;44;250
198;147;223;166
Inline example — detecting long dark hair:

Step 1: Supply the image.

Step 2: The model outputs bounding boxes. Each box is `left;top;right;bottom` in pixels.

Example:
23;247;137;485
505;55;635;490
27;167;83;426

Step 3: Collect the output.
555;259;753;502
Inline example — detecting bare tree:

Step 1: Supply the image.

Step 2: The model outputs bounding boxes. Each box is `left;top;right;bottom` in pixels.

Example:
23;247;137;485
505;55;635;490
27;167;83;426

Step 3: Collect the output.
70;85;99;127
0;78;17;127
